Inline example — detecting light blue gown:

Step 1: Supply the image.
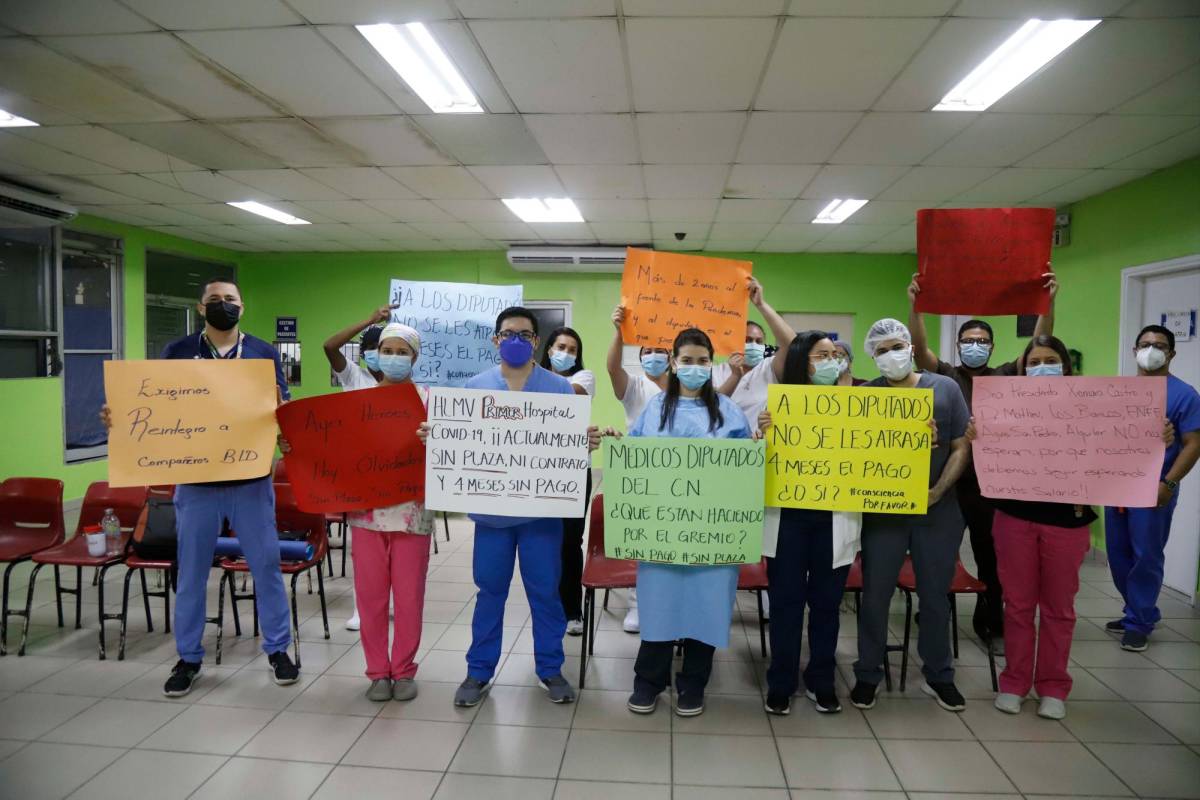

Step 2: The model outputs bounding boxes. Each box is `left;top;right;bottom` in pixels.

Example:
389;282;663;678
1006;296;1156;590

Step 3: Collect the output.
628;392;751;648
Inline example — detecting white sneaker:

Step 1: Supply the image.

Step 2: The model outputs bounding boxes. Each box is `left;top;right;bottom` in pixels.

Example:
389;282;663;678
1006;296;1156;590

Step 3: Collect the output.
566;619;584;636
345;613;360;632
623;607;640;634
1037;696;1066;720
994;692;1022;714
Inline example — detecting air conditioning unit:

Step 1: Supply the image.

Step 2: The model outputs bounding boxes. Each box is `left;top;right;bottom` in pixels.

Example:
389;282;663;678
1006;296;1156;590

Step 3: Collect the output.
506;247;628;273
0;182;78;228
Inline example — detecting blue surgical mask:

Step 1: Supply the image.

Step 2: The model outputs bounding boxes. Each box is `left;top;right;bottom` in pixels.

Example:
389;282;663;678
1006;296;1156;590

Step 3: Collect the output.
1027;362;1063;377
959;342;991;368
549;350;576;372
363;350;380;372
811;358;841;386
676;365;711;391
378;354;412;382
641;353;669;378
499;336;534;367
743;342;766;366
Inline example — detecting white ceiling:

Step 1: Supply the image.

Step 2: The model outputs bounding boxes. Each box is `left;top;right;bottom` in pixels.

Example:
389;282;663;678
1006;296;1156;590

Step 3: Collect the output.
0;0;1197;254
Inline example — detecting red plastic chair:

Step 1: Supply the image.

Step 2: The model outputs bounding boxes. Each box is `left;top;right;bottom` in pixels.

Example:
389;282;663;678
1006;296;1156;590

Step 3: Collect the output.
17;483;148;658
841;551;908;692
578;493;637;688
214;484;329;668
0;478;65;655
737;559;770;658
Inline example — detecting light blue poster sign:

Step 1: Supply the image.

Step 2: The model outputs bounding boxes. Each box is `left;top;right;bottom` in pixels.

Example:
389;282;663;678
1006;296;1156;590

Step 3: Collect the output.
388;279;524;386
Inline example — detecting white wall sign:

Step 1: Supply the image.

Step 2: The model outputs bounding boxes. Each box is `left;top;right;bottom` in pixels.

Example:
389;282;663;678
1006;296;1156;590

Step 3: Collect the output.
1162;309;1196;342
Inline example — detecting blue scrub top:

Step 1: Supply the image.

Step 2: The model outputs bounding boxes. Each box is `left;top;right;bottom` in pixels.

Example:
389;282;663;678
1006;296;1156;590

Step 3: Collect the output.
1163;374;1200;478
630;392;751;648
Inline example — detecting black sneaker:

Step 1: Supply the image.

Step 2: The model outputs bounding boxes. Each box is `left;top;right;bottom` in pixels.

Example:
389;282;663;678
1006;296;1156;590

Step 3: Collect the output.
922;681;966;712
763;692;791;716
850;681;878;710
675;693;705;717
806;688;842;714
1105;619;1126;633
627;686;660;714
162;659;201;697
1121;630;1149;652
268;651;300;685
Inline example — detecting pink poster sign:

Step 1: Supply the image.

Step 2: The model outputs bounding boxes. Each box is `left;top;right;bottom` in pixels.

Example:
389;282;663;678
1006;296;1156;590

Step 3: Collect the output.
971;376;1166;508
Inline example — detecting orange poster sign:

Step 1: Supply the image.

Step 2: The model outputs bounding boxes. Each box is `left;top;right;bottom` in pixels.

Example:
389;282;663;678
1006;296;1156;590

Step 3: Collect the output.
619;247;752;356
104;359;278;487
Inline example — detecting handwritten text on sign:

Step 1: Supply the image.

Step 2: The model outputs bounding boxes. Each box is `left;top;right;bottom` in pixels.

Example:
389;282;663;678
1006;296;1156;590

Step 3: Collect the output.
915;208;1055;316
276;383;426;514
424;387;591;517
972;376;1166;508
104;359;277;487
619;247;752;356
765;385;934;514
389;280;523;387
604;438;765;565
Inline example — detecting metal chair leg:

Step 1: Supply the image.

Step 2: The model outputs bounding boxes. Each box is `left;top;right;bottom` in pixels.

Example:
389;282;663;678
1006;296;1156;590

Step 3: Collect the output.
579;588;592;689
52;565;63;627
756;589;768;658
899;590;914;692
950;594;960;658
17;563;44;656
139;569;153;632
442;511;451;543
74;566;83;629
289;573;301;668
316;565;329;640
119;568;136;661
215;572;227;666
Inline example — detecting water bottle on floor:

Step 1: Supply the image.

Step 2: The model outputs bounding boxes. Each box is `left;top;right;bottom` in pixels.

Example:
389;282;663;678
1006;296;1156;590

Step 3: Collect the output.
101;508;121;557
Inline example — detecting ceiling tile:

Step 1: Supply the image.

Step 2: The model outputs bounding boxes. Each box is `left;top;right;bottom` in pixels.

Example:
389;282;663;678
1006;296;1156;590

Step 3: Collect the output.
310;118;453;166
651;221;710;240
365;199;457;222
1029;169;1152;205
0;38;183;123
637;113;746;164
44;33;283;120
179;28;397;116
456;0;615;15
714;199;791;224
723;164;820;199
419;21;516;115
74;205;156;226
952;168;1091;202
1109;126;1200;169
556;165;644;199
80;174;210;204
292;200;392;223
0;89;82;127
285;0;455;23
10;125;196;172
432;199;518;222
447;239;501;250
527;222;595;240
108;122;283;170
0;132;120;175
708;222;775;241
757;18;938;112
648;198;719;223
218;120;364;167
572;198;648;221
924;114;1093;167
222;169;350;200
317;23;455;116
951;0;1126;16
142;170;278;202
467;165;564;196
469;19;628;113
815;223;897;244
799;165;911;200
1112;63;1200;116
120;0;304;28
408;221;481;239
20;175;140;205
523;114;639;166
298;167;417;199
737;113;863;163
381;166;493;198
1119;0;1200;14
349;222;425;240
857;241;913;253
175;203;271;224
412;115;547;165
857;224;914;250
0;0;156;34
875;166;999;201
830;112;977;165
654;238;705;252
836;201;924;227
777;200;841;224
706;240;764;252
469;221;536;240
789;0;955;14
643;165;728;198
625;0;784;13
992;20;1200;114
588;222;652;242
101;204;213;226
1019;115;1199;168
627;18;776;112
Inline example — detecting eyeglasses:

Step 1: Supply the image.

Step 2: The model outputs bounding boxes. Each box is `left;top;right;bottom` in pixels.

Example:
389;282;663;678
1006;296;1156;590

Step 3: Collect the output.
959;337;991;346
1137;342;1171;352
496;330;536;342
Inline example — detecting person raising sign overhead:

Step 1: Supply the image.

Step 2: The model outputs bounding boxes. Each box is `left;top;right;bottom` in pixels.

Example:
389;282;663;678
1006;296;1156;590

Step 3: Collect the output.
715;277;798;425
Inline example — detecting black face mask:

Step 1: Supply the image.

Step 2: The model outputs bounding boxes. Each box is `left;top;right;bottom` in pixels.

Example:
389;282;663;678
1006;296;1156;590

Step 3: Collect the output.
204;300;241;332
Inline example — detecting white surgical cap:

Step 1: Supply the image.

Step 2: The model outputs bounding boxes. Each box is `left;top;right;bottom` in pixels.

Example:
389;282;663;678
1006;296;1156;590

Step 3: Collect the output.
864;318;911;356
833;340;853;362
379;322;421;354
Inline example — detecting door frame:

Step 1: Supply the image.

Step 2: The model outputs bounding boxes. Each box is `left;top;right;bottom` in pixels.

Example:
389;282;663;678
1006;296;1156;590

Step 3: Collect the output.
1118;253;1200;377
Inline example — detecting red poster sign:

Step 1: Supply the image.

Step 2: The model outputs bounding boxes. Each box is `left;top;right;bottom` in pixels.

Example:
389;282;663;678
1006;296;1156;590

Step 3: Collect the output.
915;208;1054;315
276;383;427;514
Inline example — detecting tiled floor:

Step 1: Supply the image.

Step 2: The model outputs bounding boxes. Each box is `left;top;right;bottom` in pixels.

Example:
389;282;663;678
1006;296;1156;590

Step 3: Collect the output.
1;515;1199;800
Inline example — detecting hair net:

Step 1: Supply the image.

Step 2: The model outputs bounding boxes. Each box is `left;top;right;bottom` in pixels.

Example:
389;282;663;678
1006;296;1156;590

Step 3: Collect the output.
833;340;853;362
864;318;911;356
379;322;421;354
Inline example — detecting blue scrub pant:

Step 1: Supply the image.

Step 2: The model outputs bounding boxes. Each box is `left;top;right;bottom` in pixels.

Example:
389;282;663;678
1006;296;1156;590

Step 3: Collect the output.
1105;500;1176;635
174;479;291;663
468;518;565;682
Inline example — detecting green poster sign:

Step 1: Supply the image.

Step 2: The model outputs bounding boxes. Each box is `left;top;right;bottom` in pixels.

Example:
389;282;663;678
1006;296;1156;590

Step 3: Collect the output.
603;437;766;565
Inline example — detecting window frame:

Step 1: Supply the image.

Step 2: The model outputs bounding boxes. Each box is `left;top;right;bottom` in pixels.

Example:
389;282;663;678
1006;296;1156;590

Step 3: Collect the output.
0;225;60;379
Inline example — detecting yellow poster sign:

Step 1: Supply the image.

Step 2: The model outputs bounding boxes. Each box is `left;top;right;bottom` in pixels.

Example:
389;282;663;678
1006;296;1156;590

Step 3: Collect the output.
104;359;278;487
764;385;933;514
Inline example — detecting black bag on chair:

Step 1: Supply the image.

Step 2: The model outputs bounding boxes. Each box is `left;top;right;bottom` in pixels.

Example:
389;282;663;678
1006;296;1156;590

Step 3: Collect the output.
132;497;178;560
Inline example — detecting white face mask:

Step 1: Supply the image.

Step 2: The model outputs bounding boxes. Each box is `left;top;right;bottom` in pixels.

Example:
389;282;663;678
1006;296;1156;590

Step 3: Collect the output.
875;347;914;381
1136;346;1167;372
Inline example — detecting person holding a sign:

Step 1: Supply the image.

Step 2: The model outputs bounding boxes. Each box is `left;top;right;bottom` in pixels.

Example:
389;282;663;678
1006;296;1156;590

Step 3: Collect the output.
540;326;595;636
907;268;1058;646
716;278;799;424
625;327;756;717
852;318;972;713
1105;325;1200;652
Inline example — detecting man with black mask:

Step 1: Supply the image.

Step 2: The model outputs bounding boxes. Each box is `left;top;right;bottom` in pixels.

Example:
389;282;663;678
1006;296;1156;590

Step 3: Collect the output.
102;278;297;697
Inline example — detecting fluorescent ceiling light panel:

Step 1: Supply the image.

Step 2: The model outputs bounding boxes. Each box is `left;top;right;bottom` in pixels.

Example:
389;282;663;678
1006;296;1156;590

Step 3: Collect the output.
934;18;1101;112
227;201;310;225
357;22;482;114
0;108;38;127
812;199;868;224
502;198;584;223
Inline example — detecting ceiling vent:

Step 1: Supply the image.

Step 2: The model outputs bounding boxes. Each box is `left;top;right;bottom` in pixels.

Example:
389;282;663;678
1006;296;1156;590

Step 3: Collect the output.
0;182;78;228
506;247;628;273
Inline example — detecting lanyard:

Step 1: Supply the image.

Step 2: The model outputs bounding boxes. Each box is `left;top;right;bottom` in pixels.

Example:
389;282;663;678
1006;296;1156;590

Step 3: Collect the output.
200;331;243;360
